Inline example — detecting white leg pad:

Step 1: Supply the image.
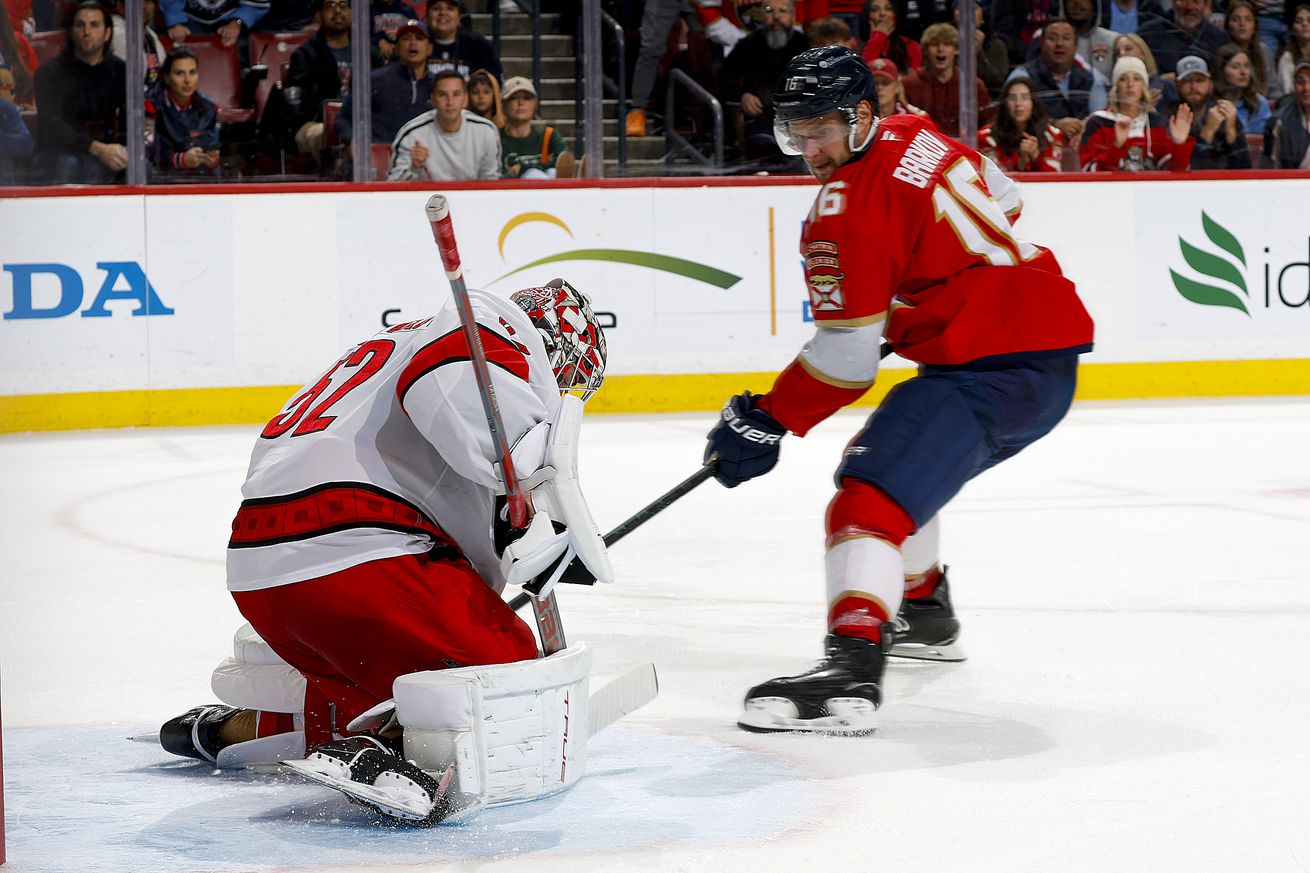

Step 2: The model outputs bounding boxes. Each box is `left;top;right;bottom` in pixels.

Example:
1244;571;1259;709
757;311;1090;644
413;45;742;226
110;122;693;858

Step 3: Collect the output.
902;515;941;578
394;641;592;809
210;622;305;714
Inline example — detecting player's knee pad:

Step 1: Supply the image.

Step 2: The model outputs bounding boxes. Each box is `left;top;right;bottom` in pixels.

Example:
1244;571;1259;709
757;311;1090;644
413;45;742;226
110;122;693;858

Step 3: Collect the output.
825;477;916;548
393;641;592;814
207;622;307;767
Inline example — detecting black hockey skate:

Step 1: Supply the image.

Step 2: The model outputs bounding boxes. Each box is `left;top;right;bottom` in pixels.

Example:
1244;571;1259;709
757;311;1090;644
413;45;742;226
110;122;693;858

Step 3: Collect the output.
890;567;967;662
738;633;886;735
159;704;243;763
284;736;456;827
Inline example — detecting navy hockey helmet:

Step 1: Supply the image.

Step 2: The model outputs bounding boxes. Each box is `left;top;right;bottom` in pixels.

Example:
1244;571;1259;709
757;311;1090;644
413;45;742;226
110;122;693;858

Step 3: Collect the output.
773;46;878;155
511;278;607;401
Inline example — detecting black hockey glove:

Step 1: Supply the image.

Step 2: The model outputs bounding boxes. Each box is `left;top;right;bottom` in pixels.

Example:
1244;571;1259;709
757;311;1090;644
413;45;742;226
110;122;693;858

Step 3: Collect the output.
704;391;786;488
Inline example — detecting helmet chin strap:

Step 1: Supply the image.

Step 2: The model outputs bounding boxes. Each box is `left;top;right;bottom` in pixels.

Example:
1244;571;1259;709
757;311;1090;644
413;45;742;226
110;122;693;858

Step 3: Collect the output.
849;116;879;154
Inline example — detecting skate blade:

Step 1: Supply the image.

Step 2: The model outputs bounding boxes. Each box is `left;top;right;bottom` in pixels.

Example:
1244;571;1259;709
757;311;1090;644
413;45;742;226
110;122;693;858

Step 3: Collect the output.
283;757;435;821
889;640;967;662
737;697;878;736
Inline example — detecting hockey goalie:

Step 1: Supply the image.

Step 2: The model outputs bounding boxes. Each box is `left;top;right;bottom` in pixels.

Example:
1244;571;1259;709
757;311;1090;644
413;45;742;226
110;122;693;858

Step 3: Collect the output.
158;279;620;826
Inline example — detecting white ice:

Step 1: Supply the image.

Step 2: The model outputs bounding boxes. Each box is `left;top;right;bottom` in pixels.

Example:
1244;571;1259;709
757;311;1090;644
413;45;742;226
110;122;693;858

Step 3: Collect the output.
2;399;1310;873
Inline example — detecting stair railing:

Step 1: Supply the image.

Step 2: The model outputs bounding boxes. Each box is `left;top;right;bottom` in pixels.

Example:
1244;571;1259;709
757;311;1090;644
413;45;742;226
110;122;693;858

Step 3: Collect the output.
665;69;723;170
492;0;542;95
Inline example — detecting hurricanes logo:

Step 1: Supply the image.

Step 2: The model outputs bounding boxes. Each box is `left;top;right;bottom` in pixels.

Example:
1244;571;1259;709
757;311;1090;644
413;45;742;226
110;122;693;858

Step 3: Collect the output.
1170;212;1250;316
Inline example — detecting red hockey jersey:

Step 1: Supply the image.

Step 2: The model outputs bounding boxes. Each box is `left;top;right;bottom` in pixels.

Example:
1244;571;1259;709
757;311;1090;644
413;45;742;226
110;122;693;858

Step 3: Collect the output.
761;114;1094;435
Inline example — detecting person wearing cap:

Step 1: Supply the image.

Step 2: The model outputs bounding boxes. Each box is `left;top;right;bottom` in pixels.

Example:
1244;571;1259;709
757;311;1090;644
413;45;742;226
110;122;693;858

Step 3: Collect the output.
425;0;501;82
389;67;500;180
1080;54;1194;170
1174;54;1250;170
336;18;436;145
902;23;992;138
868;57;927;118
1266;58;1310;168
499;75;575;179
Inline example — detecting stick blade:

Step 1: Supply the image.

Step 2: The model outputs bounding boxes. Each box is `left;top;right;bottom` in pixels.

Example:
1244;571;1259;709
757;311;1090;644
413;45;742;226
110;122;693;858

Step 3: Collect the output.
588;662;658;735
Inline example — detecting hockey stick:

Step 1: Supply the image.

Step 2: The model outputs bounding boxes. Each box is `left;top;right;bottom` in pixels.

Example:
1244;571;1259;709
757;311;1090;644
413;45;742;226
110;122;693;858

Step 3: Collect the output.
425;193;566;655
507;461;718;613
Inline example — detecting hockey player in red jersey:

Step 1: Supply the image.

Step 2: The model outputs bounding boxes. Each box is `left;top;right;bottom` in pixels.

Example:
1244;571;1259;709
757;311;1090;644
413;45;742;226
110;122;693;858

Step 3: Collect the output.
705;46;1094;734
160;278;612;822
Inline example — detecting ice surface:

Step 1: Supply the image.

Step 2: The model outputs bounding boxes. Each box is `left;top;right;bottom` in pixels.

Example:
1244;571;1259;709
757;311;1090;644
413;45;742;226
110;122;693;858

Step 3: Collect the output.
2;400;1309;872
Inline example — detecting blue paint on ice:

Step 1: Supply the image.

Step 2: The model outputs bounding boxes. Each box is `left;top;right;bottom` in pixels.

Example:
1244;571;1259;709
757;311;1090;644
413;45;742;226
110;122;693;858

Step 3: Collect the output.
3;724;821;871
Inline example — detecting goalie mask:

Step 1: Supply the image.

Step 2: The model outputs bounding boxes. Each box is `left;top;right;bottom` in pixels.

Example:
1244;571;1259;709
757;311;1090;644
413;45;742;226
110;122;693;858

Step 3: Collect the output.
511;279;607;401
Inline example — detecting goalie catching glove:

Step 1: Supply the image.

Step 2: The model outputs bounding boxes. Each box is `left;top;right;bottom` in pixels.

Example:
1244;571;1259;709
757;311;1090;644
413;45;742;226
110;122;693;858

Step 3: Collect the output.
498;392;613;599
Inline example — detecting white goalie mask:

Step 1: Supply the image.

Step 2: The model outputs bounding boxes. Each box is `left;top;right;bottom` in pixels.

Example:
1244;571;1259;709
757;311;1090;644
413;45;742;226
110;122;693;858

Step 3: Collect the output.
511;279;607;401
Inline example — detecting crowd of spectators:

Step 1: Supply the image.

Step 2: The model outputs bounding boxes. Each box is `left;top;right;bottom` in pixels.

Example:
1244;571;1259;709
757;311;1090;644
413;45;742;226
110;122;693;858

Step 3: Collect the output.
1;0;1309;186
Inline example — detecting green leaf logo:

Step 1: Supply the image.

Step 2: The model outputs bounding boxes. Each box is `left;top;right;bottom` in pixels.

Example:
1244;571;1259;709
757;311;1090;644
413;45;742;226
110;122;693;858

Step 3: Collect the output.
1170;212;1249;316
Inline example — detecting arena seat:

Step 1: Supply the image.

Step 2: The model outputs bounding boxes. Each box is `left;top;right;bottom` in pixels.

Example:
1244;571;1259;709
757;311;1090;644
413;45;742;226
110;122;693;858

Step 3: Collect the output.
249;32;312;121
371;143;391;181
30;30;65;65
184;36;253;124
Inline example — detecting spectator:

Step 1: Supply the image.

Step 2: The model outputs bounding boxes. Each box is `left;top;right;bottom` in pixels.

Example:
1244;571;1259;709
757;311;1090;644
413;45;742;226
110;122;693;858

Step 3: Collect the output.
1099;0;1167;36
1274;4;1310;101
1113;32;1176;110
1225;0;1275;99
862;0;921;73
161;0;269;49
1;0;36;105
33;0;126;184
952;0;1008;93
809;16;858;48
625;0;681;137
1174;54;1250;169
978;76;1066;170
425;0;499;82
1137;0;1227;74
498;75;574;178
371;0;419;61
1049;0;1119;81
902;22;992;138
1255;0;1289;68
1009;17;1108;142
467;67;504;128
993;0;1057;65
718;0;809;160
0;63;34;183
824;0;864;38
1080;55;1194;170
145;45;220;176
1213;44;1272;134
869;56;926;116
284;0;375;163
388;67;499;179
111;0;166;88
1266;58;1310;167
336;18;433;144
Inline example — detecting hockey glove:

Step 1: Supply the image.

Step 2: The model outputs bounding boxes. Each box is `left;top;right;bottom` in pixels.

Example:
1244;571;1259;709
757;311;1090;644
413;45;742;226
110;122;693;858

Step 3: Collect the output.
705;391;786;488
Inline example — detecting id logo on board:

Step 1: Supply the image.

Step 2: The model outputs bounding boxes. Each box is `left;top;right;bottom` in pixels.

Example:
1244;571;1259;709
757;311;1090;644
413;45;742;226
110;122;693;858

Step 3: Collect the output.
1169;212;1310;316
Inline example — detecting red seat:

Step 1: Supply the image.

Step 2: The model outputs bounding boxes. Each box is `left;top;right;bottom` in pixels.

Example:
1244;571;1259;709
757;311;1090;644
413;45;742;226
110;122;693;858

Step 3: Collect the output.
184;35;253;124
1245;132;1266;169
323;99;343;146
371;142;391;181
249;31;312;121
30;30;65;65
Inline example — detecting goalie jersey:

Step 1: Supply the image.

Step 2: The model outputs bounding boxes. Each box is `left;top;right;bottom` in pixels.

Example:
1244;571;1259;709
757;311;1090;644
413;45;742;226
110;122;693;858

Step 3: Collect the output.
763;113;1095;434
226;291;561;594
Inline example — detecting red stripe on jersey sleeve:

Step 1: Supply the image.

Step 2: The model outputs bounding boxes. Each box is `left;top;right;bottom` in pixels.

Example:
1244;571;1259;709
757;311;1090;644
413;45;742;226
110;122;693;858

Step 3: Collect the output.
396;326;531;409
758;357;870;436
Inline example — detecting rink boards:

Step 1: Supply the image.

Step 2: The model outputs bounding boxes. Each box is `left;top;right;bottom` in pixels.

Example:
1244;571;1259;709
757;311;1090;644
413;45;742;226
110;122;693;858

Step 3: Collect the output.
2;175;1309;432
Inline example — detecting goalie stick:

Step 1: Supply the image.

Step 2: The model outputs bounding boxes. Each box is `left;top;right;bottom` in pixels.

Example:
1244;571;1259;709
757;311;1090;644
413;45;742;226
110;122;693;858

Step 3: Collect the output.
425;193;566;655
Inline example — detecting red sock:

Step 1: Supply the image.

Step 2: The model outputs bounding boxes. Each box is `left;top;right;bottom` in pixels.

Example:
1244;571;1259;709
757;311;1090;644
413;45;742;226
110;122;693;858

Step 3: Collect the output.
904;565;944;600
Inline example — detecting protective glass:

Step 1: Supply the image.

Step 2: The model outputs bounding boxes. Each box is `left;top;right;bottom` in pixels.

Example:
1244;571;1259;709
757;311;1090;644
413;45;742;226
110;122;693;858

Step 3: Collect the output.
773;115;853;156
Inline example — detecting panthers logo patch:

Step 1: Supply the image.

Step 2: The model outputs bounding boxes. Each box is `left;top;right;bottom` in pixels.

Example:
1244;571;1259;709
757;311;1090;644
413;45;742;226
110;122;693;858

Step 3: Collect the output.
808;271;845;312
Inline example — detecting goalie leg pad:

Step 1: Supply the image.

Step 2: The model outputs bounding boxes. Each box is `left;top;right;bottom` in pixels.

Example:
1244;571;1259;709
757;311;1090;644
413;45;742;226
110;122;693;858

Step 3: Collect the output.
394;641;592;811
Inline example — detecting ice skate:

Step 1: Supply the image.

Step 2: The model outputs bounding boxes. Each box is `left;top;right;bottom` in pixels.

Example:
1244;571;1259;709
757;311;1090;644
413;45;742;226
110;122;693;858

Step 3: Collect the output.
890;567;967;662
284;736;456;826
159;704;243;763
738;633;885;735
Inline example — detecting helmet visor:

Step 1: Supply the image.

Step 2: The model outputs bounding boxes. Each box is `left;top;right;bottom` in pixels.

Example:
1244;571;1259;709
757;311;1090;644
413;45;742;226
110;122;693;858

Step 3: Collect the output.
773;114;854;156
